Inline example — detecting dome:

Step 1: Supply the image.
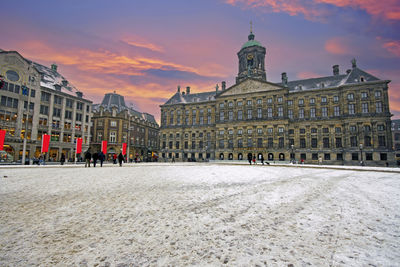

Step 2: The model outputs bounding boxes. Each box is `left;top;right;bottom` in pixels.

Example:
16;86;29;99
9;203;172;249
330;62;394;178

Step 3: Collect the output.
241;31;263;49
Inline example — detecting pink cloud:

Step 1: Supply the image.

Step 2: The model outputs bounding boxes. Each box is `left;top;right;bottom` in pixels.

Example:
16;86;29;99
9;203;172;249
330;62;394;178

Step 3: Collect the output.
296;71;321;79
324;37;353;55
382;40;400;57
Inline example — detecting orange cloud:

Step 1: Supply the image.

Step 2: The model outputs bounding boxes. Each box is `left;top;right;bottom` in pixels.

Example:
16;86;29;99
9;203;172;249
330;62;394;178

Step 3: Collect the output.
383;40;400;57
225;0;400;21
296;71;321;79
121;39;164;53
324;37;353;55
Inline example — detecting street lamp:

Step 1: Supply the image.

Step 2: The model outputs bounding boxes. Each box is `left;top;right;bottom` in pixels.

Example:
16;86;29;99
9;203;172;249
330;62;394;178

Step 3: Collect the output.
290;144;294;163
359;143;364;166
21;84;31;165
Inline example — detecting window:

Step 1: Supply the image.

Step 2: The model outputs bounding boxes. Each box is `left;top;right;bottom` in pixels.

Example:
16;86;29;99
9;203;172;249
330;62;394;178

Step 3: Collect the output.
228;111;233;121
288;109;293;119
334;106;340;116
375;91;381;98
219;130;225;136
335;127;341;133
299;108;304;119
366;153;373;161
361;92;368;99
219;103;224;108
109;132;116;143
40;105;49;115
312;153;318;160
348;104;355;115
323;128;329;133
278;127;284;133
350;136;358;147
333;96;339;102
362;103;369;113
310;98;315;104
53;108;61;117
110;120;117;127
237;110;243;120
336;138;342;148
277;97;283;103
66;99;73;108
364;136;372;147
380;153;387;161
257;99;262;105
238;129;243;135
76;113;82;122
237;101;243;106
376;102;382;113
6;70;20;81
378;136;386;147
219;111;224;121
311;128;317;133
288;129;294;135
278;137;284;148
247;109;252;119
54;95;63;105
267;128;273;134
40;92;51;102
323;138;330;148
238;139;243;148
247;138;253;148
76;102;83;110
301;138;307;148
287;100;293;106
324;153;330;160
24;101;34;110
311;138;317;148
300;128;306;134
228;101;233;107
377;124;385;131
349;125;357;132
322;107;328;117
191;141;196;149
278;107;283;117
310;108;316;118
257;128;263;134
257;138;263;148
364;125;371;132
257;108;262;119
247;100;252;106
298;99;304;105
268;138;273;148
267;98;272;104
337;153;343;161
352;153;359;161
321;96;327;103
267;108;273;118
347;93;354;101
228;129;233;135
207;115;211;124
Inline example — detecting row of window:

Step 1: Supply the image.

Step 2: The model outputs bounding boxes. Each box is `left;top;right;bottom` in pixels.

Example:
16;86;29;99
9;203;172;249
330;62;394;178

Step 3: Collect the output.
1;82;36;97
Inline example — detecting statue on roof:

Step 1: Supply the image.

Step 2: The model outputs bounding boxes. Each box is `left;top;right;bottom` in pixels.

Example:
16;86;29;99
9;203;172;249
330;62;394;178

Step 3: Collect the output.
351;58;357;69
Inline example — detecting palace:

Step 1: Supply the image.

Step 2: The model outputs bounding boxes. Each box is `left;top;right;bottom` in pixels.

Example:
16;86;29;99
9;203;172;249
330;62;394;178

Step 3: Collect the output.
160;30;395;166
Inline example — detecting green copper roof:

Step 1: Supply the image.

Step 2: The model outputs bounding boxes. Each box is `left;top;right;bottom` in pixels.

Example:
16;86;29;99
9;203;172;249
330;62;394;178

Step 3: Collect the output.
241;39;263;49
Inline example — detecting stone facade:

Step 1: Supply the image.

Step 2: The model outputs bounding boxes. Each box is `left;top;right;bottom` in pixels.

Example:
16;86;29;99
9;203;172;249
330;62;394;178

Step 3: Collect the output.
0;50;92;163
90;92;159;162
391;119;400;165
160;31;395;166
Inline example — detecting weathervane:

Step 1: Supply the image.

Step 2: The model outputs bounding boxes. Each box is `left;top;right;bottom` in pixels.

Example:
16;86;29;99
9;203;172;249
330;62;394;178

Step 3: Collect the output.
250;20;253;33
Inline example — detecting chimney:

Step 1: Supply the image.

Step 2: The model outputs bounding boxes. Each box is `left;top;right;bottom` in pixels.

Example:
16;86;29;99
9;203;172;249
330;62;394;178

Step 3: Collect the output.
186;86;190;94
215;84;219;93
222;81;226;90
346;69;351;74
76;91;83;98
333;65;339;76
51;63;58;72
281;72;288;86
177;85;180;93
62;80;68;86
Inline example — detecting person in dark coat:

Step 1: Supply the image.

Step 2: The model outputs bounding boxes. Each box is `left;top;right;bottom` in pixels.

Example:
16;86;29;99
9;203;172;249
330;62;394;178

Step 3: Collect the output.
92;152;98;167
99;151;105;167
84;150;91;167
113;153;117;164
248;153;252;165
252;155;256;165
60;153;66;165
260;154;264;165
118;153;124;167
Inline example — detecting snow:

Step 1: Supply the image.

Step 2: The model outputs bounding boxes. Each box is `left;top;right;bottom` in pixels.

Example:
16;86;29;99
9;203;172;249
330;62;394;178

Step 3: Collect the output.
0;163;399;266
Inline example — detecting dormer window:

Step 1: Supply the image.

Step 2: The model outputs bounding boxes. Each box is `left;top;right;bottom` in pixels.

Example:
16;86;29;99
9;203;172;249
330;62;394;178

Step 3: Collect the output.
360;76;365;82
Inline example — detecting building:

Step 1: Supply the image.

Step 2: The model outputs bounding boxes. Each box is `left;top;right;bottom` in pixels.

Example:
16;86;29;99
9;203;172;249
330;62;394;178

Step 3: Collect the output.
160;30;395;166
391;119;400;165
91;92;159;161
0;50;92;163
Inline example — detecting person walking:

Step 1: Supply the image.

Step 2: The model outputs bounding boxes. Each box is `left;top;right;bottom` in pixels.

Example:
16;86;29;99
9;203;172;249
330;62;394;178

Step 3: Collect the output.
99;151;105;167
260;154;264;165
172;156;175;163
60;153;65;165
84;150;91;167
92;152;98;167
113;153;117;164
118;152;124;167
247;153;252;165
252;155;256;165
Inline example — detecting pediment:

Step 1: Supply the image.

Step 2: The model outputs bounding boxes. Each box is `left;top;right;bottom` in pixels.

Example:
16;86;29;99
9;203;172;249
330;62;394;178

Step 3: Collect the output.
218;78;283;97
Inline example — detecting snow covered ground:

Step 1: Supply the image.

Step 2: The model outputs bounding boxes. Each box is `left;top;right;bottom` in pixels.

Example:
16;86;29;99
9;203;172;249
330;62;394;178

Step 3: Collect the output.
0;163;399;266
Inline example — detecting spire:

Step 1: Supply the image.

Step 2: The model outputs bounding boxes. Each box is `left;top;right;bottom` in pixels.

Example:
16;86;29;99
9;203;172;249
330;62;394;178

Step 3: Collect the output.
248;20;255;41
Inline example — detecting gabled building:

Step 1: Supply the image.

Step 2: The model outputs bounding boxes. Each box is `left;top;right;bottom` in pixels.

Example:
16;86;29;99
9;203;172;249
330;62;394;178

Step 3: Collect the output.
0;50;92;162
160;31;395;166
91;92;159;161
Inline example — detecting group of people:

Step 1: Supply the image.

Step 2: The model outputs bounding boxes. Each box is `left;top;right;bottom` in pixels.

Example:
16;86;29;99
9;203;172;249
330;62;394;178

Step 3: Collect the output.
247;153;270;165
84;150;125;167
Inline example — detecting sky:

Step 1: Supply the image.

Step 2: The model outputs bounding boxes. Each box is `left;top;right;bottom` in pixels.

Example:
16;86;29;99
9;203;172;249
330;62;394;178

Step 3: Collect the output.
1;0;399;121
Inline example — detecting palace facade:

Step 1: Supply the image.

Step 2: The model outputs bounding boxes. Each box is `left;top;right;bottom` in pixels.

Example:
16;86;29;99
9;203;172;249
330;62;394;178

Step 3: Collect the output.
160;31;395;166
90;92;159;161
0;50;92;163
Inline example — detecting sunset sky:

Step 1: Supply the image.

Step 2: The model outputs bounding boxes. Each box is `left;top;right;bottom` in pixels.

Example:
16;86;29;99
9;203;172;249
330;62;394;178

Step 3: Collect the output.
1;0;399;121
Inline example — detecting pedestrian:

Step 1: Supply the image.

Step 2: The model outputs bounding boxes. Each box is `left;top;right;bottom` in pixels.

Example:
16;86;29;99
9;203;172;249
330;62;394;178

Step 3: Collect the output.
118;152;124;166
260;154;264;165
248;153;252;165
84;150;91;167
172;156;175;163
39;154;45;165
92;152;98;167
318;156;322;165
113;153;117;164
60;153;65;165
252;155;256;165
99;151;105;167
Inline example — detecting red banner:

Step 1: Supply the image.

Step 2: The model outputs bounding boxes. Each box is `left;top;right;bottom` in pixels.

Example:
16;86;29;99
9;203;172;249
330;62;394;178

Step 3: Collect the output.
41;134;50;153
122;143;127;155
76;138;83;154
0;129;5;150
101;140;107;155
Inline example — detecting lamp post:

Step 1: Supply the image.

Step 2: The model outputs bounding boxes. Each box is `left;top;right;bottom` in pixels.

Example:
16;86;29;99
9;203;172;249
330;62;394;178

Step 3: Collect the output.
359;143;364;166
291;144;294;163
21;84;31;165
